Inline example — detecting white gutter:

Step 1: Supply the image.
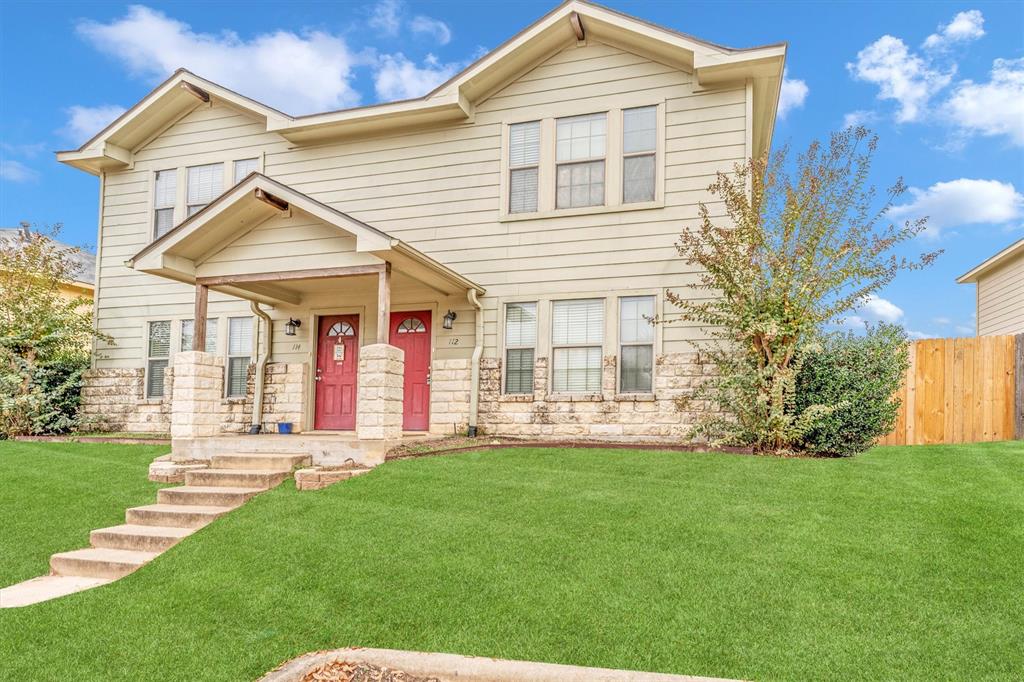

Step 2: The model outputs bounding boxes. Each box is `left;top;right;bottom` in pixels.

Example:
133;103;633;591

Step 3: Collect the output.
467;289;483;437
249;301;272;431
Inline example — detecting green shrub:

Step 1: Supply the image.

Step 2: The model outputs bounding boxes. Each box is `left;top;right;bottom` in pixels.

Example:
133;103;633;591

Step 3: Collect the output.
795;323;909;456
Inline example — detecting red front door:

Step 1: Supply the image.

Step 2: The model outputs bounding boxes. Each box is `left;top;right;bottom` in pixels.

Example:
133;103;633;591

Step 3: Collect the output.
314;315;359;430
389;311;431;431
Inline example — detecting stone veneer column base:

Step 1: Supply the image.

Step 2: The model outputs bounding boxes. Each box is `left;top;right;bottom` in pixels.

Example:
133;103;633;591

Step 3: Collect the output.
356;344;404;440
170;351;224;442
429;358;472;436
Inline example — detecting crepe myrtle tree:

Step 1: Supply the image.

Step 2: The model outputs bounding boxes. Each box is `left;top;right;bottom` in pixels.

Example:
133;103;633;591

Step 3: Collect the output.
669;128;941;453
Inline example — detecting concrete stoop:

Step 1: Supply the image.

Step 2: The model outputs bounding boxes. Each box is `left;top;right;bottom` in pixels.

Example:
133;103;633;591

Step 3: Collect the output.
0;450;318;608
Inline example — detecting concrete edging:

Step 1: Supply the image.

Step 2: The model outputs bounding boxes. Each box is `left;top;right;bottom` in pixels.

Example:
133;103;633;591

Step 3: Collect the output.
387;440;754;461
260;647;739;682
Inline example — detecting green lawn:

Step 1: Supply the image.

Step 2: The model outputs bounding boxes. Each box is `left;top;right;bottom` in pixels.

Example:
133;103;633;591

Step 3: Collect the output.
1;442;1022;681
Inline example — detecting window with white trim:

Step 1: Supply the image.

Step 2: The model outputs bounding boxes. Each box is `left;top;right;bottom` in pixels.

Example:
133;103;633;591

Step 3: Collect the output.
233;158;258;184
555;113;606;209
226;317;252;397
619;296;655;393
146;320;171;398
504;302;537;394
622;106;656;203
186;163;224;217
551;299;604;393
153;170;176;238
181;318;218;354
508;122;540;214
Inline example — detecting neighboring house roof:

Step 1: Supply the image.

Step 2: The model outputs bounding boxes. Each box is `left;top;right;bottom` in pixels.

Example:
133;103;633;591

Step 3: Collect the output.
0;227;96;288
127;173;485;304
956;238;1024;283
57;0;786;175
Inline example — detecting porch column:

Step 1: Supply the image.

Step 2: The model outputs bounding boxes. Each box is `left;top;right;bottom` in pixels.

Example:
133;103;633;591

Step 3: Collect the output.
356;344;404;440
376;263;391;344
193;284;209;351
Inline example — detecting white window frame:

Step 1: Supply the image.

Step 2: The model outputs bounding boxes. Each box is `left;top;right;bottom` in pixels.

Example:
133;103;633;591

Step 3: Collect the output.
186;162;225;217
507;122;540;214
152;169;177;239
617;295;657;394
550;298;605;395
555;112;607;210
621;106;658;205
232;157;259;184
145;320;171;399
180;318;219;355
498;99;665;221
225;316;254;398
502;302;537;394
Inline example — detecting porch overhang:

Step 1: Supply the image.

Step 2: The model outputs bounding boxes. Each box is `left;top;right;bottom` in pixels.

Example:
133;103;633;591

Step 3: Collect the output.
125;173;484;305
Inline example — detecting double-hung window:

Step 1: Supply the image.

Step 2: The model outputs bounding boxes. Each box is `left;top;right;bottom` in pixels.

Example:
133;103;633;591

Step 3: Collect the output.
551;299;604;393
508;122;540;214
181;318;218;354
619;296;655;393
504;302;537;393
233;158;258;184
186;163;224;217
146;320;171;398
555;113;606;209
226;317;253;398
622;106;657;203
153;170;176;238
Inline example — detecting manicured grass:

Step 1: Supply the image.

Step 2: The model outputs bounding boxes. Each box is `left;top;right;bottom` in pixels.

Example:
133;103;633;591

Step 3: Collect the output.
1;442;1022;681
0;441;169;586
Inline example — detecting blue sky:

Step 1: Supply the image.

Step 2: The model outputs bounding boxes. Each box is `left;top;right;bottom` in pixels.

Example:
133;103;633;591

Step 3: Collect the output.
1;0;1021;338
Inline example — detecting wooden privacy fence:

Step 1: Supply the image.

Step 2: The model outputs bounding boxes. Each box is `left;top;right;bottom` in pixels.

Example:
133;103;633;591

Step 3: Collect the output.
878;334;1023;446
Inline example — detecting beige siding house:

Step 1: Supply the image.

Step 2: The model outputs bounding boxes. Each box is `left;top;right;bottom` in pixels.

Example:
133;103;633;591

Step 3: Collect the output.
58;1;785;459
958;238;1024;336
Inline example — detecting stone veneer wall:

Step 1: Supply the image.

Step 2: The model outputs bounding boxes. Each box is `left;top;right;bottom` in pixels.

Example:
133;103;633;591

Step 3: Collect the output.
356;344;404;440
429;358;472;436
477;352;711;440
261;363;307;433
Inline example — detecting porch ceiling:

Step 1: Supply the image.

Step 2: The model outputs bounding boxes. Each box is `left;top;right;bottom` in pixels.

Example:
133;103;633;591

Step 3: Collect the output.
126;173;484;304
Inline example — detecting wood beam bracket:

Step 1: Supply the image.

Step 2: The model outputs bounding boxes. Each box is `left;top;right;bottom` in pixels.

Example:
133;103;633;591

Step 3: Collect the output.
254;188;289;212
180;82;211;103
569;12;585;41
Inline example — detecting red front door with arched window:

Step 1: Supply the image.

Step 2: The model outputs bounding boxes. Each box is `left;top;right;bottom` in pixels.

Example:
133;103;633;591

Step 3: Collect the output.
389;311;431;431
314;315;359;430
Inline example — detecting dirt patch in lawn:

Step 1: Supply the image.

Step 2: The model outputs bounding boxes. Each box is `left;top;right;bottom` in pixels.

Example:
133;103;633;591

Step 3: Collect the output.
386;435;754;460
302;660;438;682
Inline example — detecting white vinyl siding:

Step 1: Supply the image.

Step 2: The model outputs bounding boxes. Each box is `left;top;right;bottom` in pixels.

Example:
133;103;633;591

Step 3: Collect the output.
556;113;606;209
619;295;655;392
181;318;218;354
146;320;171;398
226;317;252;397
504;302;537;393
153;170;176;238
233;158;258;184
551;299;604;392
508;122;540;214
622;106;656;203
187;163;224;217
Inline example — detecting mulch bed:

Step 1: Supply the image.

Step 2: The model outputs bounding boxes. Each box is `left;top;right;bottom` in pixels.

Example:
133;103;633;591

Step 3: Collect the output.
302;660;439;682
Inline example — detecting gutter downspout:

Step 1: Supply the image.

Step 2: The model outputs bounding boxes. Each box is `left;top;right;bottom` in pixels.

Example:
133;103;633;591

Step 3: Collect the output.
467;288;483;437
249;300;272;432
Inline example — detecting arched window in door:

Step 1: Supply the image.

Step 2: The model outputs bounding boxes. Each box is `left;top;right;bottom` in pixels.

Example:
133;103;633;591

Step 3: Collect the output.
396;317;427;333
327;321;355;337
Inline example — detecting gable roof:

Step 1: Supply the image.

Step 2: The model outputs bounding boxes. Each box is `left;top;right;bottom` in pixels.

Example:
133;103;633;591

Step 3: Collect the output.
957;238;1024;284
128;173;483;302
58;0;786;175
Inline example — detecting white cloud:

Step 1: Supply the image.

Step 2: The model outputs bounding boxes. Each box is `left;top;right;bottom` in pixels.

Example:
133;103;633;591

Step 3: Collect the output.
955;325;974;335
933;316;951;325
409;15;451;45
891;178;1024;238
77;5;362;115
944;58;1024;146
777;70;808;119
906;330;930;340
62;104;127;145
368;0;402;37
860;295;904;322
923;10;985;50
1;141;46;159
374;53;460;100
842;109;877;129
0;159;39;183
847;34;952;122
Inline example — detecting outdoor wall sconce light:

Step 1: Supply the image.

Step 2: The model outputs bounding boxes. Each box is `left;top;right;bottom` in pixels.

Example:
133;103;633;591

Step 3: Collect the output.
284;318;302;336
443;310;457;330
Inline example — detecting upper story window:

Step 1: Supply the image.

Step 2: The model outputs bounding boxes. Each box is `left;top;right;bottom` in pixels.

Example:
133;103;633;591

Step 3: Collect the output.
187;163;224;217
153;170;176;239
508;122;540;214
555;113;606;209
233;158;258;184
622;106;657;204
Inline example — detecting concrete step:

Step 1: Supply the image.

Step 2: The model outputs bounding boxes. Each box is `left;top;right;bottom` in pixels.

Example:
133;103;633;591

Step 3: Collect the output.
125;503;233;529
157;485;263;507
210;452;310;471
90;524;194;552
185;468;290;489
50;548;158;579
1;575;113;608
